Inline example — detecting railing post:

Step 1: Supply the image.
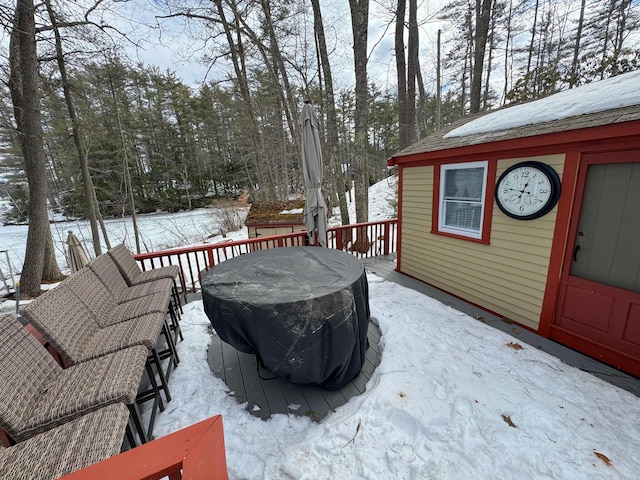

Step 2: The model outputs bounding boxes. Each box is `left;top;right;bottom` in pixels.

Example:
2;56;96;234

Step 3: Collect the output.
383;221;390;256
206;247;216;269
336;227;344;251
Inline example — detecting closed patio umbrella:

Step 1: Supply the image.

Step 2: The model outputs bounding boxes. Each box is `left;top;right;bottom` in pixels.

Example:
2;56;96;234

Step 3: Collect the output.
300;101;327;247
65;231;89;273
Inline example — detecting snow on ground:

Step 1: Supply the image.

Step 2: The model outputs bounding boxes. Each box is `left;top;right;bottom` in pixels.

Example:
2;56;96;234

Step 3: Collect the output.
136;175;637;479
445;70;640;138
151;276;640;479
3;176;640;478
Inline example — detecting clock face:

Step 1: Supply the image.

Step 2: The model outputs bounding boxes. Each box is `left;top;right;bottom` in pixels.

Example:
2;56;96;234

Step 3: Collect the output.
495;161;561;220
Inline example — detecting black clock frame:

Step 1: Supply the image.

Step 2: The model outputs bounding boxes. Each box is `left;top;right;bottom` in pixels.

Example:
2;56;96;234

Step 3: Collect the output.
494;161;561;220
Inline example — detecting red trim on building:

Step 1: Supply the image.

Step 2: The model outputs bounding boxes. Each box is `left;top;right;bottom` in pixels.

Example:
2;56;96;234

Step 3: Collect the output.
550;325;640;378
537;149;581;337
388;120;640;167
395;166;404;272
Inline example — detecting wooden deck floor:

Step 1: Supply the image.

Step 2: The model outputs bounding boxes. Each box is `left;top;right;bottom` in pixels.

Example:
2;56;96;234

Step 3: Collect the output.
206;318;382;421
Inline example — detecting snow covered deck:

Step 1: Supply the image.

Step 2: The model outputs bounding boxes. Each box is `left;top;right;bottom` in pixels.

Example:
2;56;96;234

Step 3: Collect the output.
364;255;640;398
191;253;637;427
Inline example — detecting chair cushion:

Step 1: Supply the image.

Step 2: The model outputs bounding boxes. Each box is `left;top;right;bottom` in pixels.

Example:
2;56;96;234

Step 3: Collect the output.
64;266;121;327
89;254;173;302
17;346;147;441
108;244;179;284
78;312;165;363
0;314;61;438
87;254;132;300
0;404;129;480
20;284;100;366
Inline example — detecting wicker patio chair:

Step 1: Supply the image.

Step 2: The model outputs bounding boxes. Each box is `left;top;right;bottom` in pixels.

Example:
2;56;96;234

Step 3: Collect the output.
19;284;170;426
89;254;174;303
89;254;183;343
0;403;129;480
108;243;183;313
64;267;181;376
0;314;148;445
64;266;172;326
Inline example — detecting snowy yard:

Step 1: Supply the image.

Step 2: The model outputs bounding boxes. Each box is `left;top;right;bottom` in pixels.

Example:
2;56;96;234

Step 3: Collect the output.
148;273;640;479
3;175;639;478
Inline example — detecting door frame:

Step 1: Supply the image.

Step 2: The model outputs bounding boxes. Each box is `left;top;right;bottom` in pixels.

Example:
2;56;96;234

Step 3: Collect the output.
550;149;640;376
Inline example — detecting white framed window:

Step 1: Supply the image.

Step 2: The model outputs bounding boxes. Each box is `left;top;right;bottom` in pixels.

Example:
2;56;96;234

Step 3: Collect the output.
438;161;488;239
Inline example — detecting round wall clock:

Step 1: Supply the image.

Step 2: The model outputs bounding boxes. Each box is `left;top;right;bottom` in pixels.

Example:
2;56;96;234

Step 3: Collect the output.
495;161;561;220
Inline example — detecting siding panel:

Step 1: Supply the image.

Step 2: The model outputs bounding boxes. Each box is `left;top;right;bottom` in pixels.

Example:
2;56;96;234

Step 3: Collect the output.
400;155;565;330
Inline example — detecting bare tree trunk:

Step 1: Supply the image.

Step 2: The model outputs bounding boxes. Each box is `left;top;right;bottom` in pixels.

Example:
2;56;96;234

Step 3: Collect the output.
8;0;63;297
503;0;514;101
311;0;349;225
395;0;408;149
214;0;274;200
600;4;613;80
107;69;141;253
482;0;497;110
436;29;442;130
44;0;103;256
95;187;111;250
407;0;418;144
527;0;540;75
415;60;427;139
569;0;586;87
396;0;418;147
470;0;492;113
613;0;632;67
259;0;297;142
460;5;474;116
349;0;369;226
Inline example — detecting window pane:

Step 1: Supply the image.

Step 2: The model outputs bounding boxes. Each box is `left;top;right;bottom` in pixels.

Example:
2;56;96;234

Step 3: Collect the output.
444;167;484;201
443;201;482;231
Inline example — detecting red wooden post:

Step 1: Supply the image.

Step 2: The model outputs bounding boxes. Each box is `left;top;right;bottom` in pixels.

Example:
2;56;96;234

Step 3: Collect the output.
25;323;64;367
335;227;344;251
383;220;390;256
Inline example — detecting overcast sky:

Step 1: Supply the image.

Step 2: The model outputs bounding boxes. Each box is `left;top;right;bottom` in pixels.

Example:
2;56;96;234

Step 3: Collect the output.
114;0;447;91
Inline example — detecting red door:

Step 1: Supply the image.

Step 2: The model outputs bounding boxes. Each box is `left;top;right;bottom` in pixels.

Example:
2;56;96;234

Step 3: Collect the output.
554;150;640;375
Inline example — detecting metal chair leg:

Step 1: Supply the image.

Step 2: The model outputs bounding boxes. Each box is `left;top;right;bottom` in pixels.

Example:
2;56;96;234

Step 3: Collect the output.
127;403;148;444
150;347;171;403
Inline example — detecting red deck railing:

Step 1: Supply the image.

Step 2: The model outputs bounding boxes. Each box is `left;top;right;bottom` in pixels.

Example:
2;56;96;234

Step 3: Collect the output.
134;219;398;294
58;219;394;480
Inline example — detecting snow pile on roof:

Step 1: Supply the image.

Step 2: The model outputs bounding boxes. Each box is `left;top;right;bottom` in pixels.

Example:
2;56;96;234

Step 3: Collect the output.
445;70;640;138
279;208;304;215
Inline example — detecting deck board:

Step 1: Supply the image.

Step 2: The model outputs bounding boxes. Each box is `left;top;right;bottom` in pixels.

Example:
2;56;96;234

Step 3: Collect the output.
236;351;271;419
219;341;248;404
206;320;383;421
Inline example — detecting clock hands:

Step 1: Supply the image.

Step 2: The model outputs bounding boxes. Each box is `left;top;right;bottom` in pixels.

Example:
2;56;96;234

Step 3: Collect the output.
505;172;538;204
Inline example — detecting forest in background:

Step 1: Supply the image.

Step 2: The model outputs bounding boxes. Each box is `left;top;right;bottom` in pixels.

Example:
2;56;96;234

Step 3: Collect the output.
1;0;638;224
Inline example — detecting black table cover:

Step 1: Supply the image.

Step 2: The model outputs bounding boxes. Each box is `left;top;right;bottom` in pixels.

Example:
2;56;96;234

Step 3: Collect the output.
202;246;370;390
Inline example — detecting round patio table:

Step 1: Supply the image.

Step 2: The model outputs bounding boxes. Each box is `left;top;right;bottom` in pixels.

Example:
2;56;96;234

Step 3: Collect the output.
201;246;370;390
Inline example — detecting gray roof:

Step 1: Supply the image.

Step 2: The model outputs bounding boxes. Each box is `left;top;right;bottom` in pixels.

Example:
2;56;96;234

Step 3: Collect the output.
390;103;640;161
